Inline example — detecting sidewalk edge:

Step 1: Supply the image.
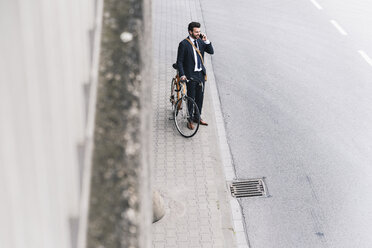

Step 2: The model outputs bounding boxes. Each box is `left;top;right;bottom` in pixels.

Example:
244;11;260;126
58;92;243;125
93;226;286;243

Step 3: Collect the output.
205;55;250;248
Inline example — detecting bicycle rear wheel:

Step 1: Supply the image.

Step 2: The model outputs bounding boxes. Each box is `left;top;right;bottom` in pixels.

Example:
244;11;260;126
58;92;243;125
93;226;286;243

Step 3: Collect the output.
174;96;200;138
170;77;176;108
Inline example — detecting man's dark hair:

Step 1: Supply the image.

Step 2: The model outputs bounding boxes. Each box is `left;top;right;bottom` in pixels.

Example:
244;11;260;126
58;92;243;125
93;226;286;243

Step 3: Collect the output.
188;22;201;32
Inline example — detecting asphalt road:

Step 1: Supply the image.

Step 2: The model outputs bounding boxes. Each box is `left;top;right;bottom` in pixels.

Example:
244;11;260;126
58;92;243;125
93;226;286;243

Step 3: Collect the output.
200;0;372;247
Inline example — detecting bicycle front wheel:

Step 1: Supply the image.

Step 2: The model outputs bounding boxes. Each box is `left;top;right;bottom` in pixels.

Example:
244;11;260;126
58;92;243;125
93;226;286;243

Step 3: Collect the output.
174;96;200;138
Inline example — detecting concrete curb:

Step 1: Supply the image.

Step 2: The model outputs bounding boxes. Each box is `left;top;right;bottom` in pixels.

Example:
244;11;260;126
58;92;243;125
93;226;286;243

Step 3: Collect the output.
204;44;250;248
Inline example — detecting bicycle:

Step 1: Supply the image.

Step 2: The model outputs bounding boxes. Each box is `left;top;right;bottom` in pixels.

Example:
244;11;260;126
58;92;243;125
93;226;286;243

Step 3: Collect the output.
170;63;200;138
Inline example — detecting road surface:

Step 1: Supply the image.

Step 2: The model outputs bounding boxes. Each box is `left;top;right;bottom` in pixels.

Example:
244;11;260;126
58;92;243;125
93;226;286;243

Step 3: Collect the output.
201;0;372;247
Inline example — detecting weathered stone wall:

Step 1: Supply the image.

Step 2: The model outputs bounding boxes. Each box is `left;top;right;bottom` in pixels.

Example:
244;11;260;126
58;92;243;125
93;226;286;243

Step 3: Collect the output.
87;0;152;247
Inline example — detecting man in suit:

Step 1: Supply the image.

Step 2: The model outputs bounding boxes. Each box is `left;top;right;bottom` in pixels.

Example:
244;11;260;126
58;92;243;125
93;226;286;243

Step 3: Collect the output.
176;22;214;130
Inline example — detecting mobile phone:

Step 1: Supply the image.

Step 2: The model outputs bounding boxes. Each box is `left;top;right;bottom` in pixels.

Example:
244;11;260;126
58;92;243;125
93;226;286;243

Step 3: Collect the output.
199;33;204;39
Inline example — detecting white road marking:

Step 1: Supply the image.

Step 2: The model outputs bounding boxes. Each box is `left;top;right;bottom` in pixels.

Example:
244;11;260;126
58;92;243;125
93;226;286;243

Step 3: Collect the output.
310;0;323;10
358;50;372;67
330;20;348;35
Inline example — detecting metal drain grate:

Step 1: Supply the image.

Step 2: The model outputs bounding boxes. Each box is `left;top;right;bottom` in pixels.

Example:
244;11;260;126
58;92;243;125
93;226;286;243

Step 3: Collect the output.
230;178;267;198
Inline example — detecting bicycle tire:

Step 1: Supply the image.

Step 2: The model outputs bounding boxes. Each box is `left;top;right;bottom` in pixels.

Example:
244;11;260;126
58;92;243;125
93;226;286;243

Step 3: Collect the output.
174;96;200;138
170;77;176;108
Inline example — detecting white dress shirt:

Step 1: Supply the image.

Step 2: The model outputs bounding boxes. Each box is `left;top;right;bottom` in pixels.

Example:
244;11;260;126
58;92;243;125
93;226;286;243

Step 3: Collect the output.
188;36;210;72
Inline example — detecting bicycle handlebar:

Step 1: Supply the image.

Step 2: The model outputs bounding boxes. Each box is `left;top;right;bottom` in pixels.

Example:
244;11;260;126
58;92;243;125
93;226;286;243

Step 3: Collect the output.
181;77;202;84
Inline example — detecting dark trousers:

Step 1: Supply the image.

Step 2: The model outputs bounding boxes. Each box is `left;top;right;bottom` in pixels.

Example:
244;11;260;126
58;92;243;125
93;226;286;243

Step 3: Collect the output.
186;72;205;121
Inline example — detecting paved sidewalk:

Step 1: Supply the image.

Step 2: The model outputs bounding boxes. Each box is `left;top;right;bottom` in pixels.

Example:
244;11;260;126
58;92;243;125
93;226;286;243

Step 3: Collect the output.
151;0;239;247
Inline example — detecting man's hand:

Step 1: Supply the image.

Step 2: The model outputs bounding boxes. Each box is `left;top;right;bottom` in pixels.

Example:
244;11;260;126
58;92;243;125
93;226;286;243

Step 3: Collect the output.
201;33;207;41
180;75;187;81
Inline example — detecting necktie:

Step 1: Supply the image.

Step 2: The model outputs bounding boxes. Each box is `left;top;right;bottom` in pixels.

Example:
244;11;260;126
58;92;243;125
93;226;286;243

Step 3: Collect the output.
194;40;202;69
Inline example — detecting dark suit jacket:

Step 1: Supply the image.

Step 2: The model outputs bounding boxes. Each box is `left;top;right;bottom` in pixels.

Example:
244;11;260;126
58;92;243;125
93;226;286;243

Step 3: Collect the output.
176;37;214;81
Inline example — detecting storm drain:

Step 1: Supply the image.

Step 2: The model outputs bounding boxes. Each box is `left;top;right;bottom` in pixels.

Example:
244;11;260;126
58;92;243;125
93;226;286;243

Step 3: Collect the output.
230;178;267;198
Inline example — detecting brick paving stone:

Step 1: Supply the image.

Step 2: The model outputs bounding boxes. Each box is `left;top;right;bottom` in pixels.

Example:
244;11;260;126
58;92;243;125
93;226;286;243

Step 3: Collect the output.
201;242;213;248
165;238;177;246
201;234;213;242
176;234;189;242
153;242;165;248
178;242;190;248
153;233;165;242
165;230;176;238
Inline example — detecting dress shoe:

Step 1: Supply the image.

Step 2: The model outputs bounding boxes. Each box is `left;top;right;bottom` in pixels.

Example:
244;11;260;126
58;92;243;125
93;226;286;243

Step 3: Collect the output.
187;121;194;130
199;119;208;126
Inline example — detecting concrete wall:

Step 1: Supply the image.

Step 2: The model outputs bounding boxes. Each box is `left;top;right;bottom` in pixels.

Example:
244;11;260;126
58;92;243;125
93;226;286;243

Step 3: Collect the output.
86;0;152;247
0;0;100;247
